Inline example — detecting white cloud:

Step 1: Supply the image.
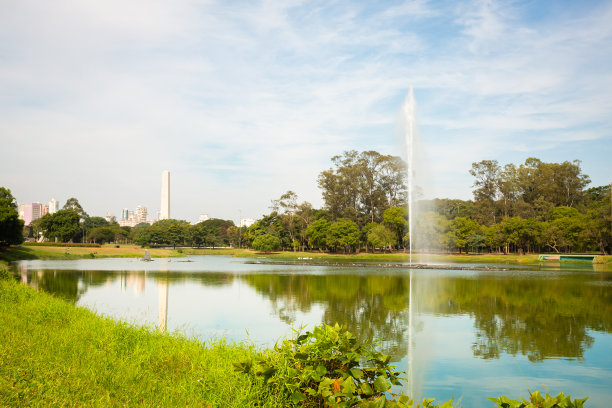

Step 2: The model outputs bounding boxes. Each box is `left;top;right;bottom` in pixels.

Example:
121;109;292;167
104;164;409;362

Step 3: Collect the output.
1;0;611;220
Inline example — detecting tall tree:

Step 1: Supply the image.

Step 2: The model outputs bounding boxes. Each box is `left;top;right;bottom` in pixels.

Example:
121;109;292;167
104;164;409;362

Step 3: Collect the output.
470;160;500;224
39;209;81;242
318;150;406;226
0;187;24;246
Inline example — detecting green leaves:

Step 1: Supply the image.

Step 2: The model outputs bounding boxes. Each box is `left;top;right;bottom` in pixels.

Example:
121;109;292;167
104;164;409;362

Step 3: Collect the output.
234;323;425;407
487;391;589;408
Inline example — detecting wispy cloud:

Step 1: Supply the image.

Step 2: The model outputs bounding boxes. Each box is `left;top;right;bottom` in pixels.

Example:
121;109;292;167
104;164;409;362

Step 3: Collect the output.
1;0;610;221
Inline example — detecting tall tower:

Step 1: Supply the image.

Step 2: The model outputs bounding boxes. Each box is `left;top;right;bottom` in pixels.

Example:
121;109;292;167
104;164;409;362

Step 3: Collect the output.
160;170;170;220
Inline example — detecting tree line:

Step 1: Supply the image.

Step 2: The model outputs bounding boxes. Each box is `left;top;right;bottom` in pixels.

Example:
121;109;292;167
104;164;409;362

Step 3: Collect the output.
1;150;609;254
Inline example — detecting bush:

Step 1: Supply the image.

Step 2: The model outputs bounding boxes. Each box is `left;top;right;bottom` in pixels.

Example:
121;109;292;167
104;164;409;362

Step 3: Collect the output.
489;390;588;408
252;234;281;253
234;323;450;407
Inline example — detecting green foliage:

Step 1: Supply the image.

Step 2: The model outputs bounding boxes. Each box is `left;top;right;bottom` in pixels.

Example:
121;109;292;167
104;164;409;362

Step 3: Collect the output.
367;223;396;251
0;187;24;246
488;390;588;408
318;150;407;226
39;209;81;243
235;323;446;408
252;234;282;253
305;218;331;251
326;219;360;253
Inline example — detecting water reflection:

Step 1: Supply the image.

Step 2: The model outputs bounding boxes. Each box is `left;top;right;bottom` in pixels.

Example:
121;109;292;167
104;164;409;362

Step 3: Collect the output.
12;258;612;407
158;277;168;333
14;260;611;364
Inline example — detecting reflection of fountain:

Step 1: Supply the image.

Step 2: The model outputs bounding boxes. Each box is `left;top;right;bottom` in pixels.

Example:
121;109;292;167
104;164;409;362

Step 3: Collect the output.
158;278;169;332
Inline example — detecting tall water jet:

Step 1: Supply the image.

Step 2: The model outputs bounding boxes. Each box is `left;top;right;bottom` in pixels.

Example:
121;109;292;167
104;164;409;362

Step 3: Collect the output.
403;87;416;265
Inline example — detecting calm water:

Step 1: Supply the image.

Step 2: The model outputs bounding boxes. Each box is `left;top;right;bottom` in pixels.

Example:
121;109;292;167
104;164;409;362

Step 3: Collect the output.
12;256;612;407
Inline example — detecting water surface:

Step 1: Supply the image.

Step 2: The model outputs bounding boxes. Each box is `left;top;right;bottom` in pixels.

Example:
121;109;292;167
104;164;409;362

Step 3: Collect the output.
13;256;612;407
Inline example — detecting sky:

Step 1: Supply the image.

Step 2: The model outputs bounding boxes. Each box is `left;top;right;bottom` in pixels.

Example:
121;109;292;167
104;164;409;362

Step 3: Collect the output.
1;0;611;224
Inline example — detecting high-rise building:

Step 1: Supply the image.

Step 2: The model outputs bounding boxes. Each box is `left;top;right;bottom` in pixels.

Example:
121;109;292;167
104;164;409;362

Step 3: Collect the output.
19;202;43;226
160;170;170;220
121;208;129;221
136;205;148;224
48;198;59;214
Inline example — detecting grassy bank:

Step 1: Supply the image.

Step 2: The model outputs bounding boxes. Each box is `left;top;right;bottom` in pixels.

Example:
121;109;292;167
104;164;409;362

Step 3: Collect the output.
3;244;609;268
0;277;284;407
0;245;185;262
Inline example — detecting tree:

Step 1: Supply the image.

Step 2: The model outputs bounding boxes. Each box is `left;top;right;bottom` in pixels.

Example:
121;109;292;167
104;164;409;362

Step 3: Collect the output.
470;160;500;224
367;223;396;252
326;219;360;253
88;227;115;244
450;217;480;254
383;206;407;250
252;234;281;253
39;209;81;242
63;197;88;219
317;150;406;226
0;187;24;246
304;219;330;251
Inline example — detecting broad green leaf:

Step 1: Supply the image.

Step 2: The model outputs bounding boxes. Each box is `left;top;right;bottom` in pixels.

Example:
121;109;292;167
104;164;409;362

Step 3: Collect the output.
290;392;306;404
373;376;391;393
349;367;363;379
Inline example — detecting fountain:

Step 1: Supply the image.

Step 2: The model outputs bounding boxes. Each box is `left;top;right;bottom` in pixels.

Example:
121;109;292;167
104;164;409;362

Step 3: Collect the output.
403;87;417;265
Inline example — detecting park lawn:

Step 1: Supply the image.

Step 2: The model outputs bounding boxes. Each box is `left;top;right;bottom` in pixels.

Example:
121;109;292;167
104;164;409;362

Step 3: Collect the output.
3;245;608;269
0;277;285;407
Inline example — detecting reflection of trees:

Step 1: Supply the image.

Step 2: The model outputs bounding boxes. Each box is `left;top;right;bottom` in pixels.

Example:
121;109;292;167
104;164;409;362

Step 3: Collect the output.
242;274;411;360
244;272;612;363
19;263;612;364
418;274;612;362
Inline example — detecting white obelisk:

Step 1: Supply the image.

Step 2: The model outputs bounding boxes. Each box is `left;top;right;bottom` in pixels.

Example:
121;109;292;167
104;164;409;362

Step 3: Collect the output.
160;170;170;220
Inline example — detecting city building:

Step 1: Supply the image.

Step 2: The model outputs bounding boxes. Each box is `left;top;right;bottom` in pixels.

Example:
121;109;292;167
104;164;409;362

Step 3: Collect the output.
106;213;117;223
121;208;129;221
198;214;209;223
136;205;148;224
18;202;43;226
160;170;170;220
48;198;59;214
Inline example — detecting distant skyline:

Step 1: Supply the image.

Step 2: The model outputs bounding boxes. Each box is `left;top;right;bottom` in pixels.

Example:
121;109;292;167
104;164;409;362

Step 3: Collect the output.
1;0;611;224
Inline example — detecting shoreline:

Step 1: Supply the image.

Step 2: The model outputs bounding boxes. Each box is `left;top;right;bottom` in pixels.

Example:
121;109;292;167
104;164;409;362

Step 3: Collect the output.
2;244;610;268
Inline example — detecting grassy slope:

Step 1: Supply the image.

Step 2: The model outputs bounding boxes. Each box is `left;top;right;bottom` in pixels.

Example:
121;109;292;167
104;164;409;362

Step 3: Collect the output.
0;278;284;407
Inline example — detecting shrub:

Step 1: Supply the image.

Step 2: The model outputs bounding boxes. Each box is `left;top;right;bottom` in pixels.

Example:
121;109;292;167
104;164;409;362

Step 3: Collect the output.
489;390;588;408
234;323;451;407
252;234;281;253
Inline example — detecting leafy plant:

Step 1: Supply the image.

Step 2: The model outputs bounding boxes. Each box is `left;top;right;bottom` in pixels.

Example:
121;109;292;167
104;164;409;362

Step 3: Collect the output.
234;323;451;407
489;390;588;408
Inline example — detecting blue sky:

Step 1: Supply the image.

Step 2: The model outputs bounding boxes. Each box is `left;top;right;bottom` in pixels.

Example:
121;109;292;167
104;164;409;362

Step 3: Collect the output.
1;0;610;223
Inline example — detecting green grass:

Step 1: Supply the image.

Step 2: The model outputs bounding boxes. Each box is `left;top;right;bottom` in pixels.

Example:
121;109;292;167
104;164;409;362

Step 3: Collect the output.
0;278;286;407
3;244;608;268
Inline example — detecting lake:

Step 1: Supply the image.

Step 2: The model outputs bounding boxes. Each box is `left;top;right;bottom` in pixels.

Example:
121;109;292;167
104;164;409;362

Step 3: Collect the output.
13;256;612;407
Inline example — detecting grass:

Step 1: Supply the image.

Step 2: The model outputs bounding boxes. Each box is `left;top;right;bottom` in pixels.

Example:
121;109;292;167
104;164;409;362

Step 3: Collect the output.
4;244;609;267
0;277;286;407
